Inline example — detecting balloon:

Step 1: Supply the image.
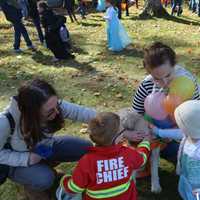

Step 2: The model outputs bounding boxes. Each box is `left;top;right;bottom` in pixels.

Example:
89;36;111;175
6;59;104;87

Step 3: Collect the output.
144;92;168;120
163;94;183;115
169;76;195;101
153;117;175;129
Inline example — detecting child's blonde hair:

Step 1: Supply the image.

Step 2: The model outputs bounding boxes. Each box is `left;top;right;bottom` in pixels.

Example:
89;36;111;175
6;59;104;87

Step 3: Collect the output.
88;112;120;146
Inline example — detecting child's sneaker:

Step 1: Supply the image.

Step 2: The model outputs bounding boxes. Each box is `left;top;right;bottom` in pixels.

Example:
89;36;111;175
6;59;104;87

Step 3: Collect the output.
14;48;23;53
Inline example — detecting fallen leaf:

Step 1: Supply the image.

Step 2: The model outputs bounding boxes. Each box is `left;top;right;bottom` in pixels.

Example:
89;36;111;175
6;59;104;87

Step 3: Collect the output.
80;128;88;134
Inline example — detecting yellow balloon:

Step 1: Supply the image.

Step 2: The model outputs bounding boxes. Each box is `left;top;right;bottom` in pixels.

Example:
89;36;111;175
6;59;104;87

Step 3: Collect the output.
169;76;195;101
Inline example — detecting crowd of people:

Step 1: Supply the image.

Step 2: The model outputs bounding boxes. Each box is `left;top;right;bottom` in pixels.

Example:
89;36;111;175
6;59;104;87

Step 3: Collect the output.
0;1;200;200
0;40;199;200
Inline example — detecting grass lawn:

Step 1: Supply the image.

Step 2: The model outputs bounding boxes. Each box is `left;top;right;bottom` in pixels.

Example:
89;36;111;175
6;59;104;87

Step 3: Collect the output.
0;4;200;200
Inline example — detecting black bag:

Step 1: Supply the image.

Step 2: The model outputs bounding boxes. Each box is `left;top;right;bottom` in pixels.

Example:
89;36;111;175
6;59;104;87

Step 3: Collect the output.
0;112;15;185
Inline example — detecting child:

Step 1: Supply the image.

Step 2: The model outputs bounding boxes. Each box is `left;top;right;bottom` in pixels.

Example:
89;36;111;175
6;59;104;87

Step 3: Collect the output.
38;1;74;61
103;0;131;51
77;0;86;19
175;100;200;200
56;112;151;200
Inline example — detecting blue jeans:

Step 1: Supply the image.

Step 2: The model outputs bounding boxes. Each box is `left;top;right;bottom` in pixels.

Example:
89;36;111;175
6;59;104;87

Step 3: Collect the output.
171;0;183;15
13;21;32;49
32;16;44;44
160;140;179;164
8;136;92;191
56;187;82;200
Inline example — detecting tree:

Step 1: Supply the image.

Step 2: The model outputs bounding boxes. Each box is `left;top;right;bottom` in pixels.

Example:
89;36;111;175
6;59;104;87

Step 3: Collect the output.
139;0;169;18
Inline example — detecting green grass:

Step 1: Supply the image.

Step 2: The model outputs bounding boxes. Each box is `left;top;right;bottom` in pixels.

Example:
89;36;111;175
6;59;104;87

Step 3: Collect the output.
0;5;200;199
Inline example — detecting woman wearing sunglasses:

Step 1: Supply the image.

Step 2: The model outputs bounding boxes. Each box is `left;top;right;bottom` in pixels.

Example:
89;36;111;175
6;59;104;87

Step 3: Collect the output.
0;79;96;200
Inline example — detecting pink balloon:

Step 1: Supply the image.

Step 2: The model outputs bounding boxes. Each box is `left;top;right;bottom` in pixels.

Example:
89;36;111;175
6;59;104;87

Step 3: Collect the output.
144;92;168;120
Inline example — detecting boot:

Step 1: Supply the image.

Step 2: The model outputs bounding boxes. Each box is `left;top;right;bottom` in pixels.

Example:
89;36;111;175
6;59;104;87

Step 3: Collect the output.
24;187;52;200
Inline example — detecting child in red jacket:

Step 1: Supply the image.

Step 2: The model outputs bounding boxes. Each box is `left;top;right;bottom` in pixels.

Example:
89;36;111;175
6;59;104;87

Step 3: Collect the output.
57;112;151;200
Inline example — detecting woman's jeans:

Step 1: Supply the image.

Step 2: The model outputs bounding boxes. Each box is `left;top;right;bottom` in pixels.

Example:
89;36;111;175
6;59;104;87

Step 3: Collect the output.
8;136;92;191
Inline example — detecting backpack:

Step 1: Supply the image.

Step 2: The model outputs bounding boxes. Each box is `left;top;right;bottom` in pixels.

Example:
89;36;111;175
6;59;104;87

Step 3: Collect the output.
0;112;15;185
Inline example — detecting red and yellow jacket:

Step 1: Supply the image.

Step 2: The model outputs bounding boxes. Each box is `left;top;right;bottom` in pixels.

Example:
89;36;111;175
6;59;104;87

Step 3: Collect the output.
60;141;150;200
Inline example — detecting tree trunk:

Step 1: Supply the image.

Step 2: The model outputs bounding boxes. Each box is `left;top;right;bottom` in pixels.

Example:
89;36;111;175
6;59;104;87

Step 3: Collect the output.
139;0;169;18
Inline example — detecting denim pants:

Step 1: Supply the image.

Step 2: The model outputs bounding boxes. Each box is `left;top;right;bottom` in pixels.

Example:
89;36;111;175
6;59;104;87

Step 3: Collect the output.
8;136;92;191
13;21;32;49
32;16;44;44
56;187;82;200
171;0;183;15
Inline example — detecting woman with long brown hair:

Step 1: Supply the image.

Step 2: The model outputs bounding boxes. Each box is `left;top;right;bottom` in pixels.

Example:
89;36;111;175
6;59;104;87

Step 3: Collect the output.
0;79;96;200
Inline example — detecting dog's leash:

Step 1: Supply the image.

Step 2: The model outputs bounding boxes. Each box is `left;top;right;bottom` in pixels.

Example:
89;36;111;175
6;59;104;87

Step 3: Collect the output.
112;128;126;145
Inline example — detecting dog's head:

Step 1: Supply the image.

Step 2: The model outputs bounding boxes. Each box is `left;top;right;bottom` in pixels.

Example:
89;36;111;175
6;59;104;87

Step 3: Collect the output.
117;107;149;132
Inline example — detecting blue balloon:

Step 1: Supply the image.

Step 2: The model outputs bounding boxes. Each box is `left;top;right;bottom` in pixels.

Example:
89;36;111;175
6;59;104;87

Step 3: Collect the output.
153;117;175;129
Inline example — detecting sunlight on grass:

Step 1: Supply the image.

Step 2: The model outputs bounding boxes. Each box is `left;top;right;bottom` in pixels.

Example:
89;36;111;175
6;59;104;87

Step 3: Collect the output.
1;4;200;199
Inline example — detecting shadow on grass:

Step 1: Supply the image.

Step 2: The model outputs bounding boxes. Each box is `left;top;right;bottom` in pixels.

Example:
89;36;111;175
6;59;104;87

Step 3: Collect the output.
32;50;97;73
100;44;144;59
130;14;200;26
144;35;193;48
0;23;12;30
137;169;180;200
81;21;102;27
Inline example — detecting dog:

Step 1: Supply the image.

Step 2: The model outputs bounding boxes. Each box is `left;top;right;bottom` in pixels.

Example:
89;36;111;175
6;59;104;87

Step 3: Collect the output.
117;108;163;193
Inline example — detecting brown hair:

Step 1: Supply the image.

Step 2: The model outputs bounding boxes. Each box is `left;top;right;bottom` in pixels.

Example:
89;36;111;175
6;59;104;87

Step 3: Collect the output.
17;79;64;149
88;112;120;146
143;42;176;70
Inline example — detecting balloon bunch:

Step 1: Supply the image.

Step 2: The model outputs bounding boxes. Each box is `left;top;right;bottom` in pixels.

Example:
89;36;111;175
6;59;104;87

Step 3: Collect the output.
144;76;195;129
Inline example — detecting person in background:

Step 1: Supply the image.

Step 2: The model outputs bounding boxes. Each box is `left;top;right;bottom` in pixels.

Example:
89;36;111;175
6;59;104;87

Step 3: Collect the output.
38;1;75;61
0;0;35;53
103;0;131;51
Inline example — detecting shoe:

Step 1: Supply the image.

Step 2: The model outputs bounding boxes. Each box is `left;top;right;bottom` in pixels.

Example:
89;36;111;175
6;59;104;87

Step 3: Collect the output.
27;45;37;51
14;48;23;53
51;57;60;62
69;54;75;59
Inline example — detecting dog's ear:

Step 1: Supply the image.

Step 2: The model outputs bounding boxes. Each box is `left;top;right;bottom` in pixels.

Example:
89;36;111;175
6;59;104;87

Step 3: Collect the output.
117;107;142;130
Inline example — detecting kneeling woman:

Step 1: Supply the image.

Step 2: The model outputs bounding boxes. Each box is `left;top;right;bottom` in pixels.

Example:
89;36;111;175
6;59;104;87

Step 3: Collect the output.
0;79;96;200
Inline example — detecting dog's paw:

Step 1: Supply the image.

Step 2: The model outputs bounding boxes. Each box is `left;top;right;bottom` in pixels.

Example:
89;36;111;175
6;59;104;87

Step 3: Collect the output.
151;184;162;193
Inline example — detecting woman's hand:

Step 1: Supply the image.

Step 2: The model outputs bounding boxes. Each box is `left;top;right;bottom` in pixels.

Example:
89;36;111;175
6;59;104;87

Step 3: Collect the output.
28;153;42;166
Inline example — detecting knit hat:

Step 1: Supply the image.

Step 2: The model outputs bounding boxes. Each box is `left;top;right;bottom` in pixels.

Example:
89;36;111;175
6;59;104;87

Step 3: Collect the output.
174;100;200;139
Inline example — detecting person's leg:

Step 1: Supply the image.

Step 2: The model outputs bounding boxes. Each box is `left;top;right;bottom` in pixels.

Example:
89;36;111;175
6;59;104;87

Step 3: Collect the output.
13;22;22;50
47;135;93;162
8;163;55;191
117;0;122;19
56;187;82;200
160;141;179;165
177;0;183;15
171;0;177;15
125;0;129;16
32;16;44;44
17;21;33;47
